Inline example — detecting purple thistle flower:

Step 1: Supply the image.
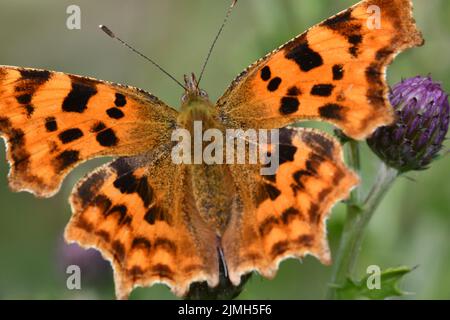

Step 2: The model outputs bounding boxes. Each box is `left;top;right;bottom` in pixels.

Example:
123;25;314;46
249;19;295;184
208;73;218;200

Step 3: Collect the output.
368;76;449;172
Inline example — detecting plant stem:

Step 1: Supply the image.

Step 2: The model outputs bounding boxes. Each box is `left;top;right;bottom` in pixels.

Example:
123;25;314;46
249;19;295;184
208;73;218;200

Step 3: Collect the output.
326;140;362;298
326;144;399;299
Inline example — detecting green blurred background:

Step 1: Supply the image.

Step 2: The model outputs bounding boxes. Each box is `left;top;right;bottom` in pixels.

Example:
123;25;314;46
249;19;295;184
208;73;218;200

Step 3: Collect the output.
0;0;449;299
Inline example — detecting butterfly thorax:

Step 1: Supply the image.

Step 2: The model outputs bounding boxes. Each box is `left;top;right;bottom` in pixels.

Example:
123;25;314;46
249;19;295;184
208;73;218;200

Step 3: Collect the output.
177;73;235;235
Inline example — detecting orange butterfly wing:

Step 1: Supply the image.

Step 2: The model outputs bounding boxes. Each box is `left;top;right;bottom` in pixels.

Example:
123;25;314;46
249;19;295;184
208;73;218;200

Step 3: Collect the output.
217;0;424;139
222;128;358;285
0;66;177;197
65;153;220;299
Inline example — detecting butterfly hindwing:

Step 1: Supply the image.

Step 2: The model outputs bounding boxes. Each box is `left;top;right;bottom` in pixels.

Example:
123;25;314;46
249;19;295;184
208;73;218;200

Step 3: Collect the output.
66;150;220;298
222;128;358;284
217;0;424;139
0;66;177;197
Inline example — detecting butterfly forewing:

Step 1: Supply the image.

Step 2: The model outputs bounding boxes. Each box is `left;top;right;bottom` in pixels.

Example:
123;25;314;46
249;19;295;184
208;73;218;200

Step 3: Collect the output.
0;66;177;197
217;0;423;139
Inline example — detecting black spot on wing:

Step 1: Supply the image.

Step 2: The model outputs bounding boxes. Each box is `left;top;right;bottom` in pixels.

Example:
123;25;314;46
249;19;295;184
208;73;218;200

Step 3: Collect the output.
75;170;108;208
0;119;29;171
259;216;279;237
302;131;335;159
332;64;344;80
95;230;111;242
267;77;282;92
113;173;137;193
54;150;80;171
58;128;84;144
16;93;32;104
281;207;301;224
263;174;276;183
144;205;170;225
0;118;37;174
317;187;333;202
110;157;134;176
14;71;49;116
311;84;334;97
113;173;153;207
0;117;11;132
365;48;394;109
152;264;174;280
319;103;344;120
144;207;157;225
106;107;125;119
24;105;34;117
122;215;133;226
15;70;50;93
91;121;106;133
129;266;144;278
322;8;363;58
255;182;282;205
278;144;297;165
278;128;295;145
279;97;300;115
94;194;113;213
271;241;289;258
135;178;153;208
348;34;363;57
19;69;51;83
296;234;314;247
292;155;323;192
293;170;312;189
45;117;58;132
154;238;177;254
10;129;30;171
131;237;151;251
376;48;394;61
62;79;97;113
322;8;353;28
366;64;382;84
105;205;129;224
112;240;126;262
307;154;324;173
96;128;118;147
287;86;301;96
348;34;362;45
309;203;320;224
285;36;323;72
260;66;271;81
76;217;94;233
114;93;127;107
265;183;281;201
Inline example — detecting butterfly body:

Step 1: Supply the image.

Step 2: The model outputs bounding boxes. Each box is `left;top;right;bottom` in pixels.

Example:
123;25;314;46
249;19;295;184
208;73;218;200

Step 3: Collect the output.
0;0;423;299
178;74;234;234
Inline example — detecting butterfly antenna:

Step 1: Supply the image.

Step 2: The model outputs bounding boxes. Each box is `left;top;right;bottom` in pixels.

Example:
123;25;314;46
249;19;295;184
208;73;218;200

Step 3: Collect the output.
99;25;187;90
197;0;238;87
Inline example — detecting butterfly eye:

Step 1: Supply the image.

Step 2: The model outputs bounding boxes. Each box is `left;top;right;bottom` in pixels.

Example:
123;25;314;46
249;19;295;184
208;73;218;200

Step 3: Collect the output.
181;93;189;103
199;89;209;98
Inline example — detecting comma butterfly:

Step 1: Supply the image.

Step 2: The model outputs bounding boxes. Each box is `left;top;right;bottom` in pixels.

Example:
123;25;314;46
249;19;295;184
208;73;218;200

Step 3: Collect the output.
0;0;423;299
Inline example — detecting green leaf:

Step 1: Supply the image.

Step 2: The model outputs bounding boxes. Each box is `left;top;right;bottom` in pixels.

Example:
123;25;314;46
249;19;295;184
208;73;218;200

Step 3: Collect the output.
335;266;414;300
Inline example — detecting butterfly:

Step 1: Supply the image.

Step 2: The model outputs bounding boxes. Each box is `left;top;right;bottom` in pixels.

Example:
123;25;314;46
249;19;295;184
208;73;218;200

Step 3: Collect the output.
0;0;423;299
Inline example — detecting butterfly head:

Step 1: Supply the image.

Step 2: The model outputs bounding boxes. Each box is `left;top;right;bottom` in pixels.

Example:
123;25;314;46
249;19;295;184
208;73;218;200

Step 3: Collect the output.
181;73;210;106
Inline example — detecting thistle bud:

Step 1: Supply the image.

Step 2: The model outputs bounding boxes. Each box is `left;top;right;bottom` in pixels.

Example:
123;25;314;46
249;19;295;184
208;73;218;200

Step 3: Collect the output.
368;76;449;172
